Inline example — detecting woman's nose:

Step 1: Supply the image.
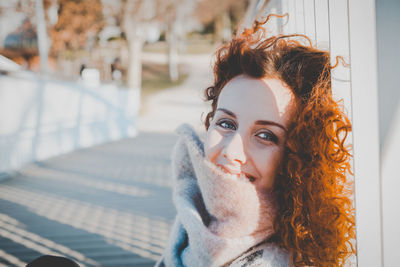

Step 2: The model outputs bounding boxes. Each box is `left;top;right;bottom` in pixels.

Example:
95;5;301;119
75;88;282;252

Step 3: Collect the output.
221;133;246;164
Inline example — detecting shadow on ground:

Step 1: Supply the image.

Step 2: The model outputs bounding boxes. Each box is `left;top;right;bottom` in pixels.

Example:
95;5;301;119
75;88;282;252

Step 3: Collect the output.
0;132;178;266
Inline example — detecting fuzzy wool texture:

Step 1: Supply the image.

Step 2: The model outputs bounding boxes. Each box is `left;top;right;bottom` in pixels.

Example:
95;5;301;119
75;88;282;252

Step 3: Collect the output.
156;124;289;267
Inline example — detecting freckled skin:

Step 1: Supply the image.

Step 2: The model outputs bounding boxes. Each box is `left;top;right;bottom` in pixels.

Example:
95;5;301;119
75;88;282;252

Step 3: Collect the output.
205;74;296;192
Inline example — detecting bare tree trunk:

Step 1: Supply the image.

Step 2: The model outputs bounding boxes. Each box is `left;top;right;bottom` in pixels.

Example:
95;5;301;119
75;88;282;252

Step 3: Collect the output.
214;10;231;43
167;24;179;82
126;28;144;89
123;0;144;90
35;0;49;74
122;0;155;89
214;12;223;43
222;11;232;42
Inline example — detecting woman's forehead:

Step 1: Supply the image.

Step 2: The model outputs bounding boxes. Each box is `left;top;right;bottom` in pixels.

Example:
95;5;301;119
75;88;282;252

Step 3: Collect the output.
217;75;296;124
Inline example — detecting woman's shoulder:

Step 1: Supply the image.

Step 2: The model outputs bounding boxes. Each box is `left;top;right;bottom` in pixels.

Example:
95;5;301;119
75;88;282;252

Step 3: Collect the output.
225;242;290;267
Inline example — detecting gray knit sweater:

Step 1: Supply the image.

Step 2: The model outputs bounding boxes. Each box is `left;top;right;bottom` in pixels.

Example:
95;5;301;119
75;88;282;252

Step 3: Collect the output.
156;124;290;267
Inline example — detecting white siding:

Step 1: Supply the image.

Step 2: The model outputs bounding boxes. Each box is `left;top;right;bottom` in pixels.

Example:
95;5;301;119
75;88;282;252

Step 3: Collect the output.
347;0;382;265
314;0;330;50
376;0;400;266
260;0;384;265
328;0;352;117
303;0;316;42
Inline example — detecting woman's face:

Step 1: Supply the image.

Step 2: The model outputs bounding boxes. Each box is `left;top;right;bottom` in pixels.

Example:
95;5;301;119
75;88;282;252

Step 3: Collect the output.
205;74;296;191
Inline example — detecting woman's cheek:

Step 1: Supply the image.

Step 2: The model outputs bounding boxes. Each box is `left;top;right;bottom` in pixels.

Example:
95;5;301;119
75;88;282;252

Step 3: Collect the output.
257;148;284;190
205;128;224;162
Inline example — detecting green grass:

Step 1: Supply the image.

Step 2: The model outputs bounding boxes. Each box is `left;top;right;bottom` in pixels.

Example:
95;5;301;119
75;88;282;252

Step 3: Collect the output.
143;35;217;55
143;42;168;53
142;62;188;92
140;62;189;113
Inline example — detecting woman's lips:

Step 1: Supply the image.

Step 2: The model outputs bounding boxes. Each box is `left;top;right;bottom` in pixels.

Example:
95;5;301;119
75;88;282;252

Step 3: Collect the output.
218;165;241;175
217;164;256;182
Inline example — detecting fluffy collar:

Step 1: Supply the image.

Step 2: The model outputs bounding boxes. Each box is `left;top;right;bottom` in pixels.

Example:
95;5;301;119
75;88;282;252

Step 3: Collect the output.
158;124;278;267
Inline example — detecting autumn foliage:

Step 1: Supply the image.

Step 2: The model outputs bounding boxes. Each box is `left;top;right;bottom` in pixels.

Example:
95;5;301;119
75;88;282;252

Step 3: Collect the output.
49;0;104;55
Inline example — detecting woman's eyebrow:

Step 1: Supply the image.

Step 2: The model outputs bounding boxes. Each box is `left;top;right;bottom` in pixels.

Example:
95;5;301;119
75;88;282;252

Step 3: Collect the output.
216;108;236;118
217;108;287;132
255;120;287;132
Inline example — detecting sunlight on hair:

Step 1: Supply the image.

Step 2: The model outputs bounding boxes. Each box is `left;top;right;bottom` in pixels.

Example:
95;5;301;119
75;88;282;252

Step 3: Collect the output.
0;186;170;261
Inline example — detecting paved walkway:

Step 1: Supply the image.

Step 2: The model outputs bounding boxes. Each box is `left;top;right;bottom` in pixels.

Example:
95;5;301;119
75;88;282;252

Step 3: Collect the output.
0;133;177;267
0;53;213;266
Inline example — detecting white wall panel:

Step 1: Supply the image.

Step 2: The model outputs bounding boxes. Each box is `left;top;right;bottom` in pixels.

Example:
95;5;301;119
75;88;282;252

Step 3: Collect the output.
303;0;316;41
314;0;330;50
285;0;297;34
260;1;385;265
263;1;364;265
279;0;290;34
376;0;400;266
327;0;352;117
262;0;281;36
326;4;356;265
294;0;305;34
348;0;383;265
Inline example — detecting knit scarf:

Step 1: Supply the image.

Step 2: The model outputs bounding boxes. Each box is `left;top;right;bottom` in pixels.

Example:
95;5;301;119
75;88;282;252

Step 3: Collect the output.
157;124;278;267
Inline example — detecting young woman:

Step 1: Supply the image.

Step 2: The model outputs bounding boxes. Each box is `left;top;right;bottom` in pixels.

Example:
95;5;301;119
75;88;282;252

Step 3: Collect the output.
157;16;355;267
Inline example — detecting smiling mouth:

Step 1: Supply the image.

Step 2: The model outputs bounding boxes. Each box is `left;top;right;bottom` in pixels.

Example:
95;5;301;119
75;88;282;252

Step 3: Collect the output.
217;165;256;182
219;166;241;175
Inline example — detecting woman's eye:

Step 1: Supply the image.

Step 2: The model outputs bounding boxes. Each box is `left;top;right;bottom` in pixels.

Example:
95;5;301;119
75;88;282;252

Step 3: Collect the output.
216;120;236;130
256;131;278;143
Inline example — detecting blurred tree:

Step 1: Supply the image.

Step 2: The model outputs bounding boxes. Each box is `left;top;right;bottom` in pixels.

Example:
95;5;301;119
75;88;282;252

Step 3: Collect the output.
3;18;38;69
164;0;196;82
49;0;104;55
0;1;40;70
115;0;185;88
0;0;104;73
36;0;50;73
164;0;180;82
120;0;154;89
195;0;250;43
5;18;37;51
15;0;36;16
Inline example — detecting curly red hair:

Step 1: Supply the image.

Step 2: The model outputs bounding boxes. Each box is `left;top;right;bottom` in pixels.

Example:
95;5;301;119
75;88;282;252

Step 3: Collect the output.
204;16;355;266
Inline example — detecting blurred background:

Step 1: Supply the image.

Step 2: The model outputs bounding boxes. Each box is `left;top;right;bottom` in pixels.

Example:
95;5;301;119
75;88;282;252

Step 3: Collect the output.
0;0;249;87
0;0;399;266
0;0;252;266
